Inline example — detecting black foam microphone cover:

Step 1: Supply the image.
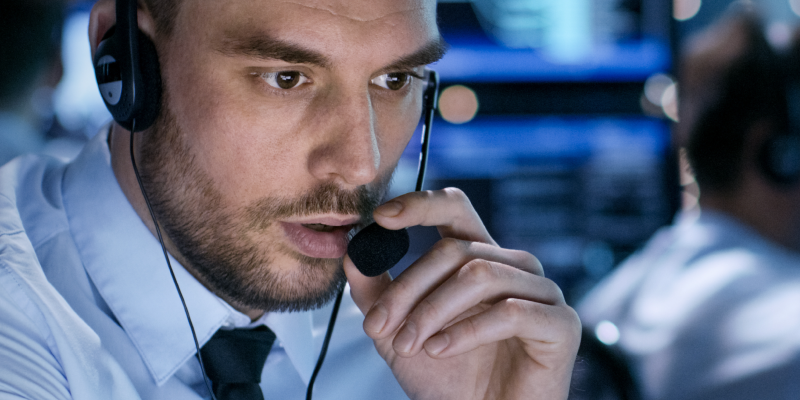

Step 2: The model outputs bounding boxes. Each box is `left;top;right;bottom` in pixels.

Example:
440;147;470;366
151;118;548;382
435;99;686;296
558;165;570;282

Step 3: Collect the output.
348;223;409;277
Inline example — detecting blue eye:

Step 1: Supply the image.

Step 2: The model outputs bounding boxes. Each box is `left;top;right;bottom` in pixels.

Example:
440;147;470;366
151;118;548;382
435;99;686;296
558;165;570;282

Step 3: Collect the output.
371;72;411;91
260;71;309;89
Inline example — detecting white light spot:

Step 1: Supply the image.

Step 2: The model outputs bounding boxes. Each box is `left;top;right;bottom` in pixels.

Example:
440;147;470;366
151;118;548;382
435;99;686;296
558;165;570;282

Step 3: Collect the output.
661;83;679;122
791;0;800;18
595;320;620;345
767;22;792;50
644;73;675;106
674;0;702;21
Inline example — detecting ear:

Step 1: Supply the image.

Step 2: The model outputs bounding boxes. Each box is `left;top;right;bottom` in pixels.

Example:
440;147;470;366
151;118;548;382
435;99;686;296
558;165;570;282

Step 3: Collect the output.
89;0;116;58
89;0;158;57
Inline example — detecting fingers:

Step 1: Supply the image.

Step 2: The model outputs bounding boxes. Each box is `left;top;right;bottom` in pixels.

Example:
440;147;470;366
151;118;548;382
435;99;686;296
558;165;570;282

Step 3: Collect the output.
422;300;581;361
343;254;392;315
362;239;543;337
385;260;565;357
373;188;496;245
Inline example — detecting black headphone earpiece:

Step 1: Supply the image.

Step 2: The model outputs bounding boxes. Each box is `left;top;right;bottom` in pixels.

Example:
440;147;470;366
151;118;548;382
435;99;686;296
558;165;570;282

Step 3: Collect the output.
758;82;800;185
94;0;162;132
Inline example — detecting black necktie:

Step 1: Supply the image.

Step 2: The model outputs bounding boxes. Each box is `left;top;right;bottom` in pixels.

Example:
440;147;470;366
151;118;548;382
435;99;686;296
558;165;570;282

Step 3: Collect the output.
200;326;277;400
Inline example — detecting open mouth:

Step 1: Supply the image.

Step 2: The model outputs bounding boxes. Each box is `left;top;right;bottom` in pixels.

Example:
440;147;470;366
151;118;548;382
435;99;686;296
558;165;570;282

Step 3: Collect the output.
280;220;358;259
302;223;347;233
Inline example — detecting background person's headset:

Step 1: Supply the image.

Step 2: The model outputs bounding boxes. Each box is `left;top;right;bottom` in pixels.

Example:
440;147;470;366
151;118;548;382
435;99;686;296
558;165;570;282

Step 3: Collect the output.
758;79;800;185
93;0;439;399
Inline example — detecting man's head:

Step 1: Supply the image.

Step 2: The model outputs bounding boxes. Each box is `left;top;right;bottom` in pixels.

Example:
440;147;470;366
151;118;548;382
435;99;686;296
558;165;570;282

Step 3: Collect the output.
90;0;445;313
678;9;791;194
677;8;800;250
0;0;65;109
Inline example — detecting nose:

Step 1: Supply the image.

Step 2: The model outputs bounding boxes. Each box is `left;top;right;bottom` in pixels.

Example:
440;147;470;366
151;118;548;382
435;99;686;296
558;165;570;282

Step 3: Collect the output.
307;89;380;188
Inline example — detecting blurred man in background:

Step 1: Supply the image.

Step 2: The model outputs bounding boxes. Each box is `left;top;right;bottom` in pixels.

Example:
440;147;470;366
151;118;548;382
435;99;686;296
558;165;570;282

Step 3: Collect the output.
0;0;84;165
578;8;800;400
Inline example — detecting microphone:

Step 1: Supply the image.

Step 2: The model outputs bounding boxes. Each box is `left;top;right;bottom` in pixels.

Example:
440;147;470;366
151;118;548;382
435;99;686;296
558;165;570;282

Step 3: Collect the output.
348;224;410;277
347;69;438;277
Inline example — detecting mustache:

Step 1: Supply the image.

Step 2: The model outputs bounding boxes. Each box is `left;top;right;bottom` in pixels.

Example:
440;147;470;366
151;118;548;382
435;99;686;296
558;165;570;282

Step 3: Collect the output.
243;181;388;232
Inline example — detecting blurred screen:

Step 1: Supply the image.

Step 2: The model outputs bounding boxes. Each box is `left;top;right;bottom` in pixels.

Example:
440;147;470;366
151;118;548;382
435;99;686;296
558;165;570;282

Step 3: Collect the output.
390;1;678;302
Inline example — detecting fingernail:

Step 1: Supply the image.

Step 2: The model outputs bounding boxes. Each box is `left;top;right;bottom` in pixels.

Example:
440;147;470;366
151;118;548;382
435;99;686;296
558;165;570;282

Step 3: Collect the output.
363;303;388;334
375;201;403;218
394;322;417;354
424;332;450;356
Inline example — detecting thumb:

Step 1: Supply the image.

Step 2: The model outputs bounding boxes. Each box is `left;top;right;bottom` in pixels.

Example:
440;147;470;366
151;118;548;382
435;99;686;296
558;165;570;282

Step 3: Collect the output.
344;254;392;315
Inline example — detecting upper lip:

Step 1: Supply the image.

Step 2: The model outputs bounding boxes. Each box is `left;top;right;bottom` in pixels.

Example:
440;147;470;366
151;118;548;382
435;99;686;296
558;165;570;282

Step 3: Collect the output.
281;215;362;227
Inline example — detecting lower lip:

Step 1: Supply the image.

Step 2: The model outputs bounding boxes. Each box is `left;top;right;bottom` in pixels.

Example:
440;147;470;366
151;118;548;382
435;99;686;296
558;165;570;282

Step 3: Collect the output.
279;222;352;259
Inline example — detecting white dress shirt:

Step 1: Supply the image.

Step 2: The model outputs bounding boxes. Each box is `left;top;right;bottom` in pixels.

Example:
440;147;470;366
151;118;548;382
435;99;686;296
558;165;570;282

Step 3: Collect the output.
578;211;800;400
0;127;407;399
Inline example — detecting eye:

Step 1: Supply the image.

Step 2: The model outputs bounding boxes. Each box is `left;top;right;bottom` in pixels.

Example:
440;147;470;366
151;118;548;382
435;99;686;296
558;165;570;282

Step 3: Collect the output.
371;72;411;91
260;71;309;89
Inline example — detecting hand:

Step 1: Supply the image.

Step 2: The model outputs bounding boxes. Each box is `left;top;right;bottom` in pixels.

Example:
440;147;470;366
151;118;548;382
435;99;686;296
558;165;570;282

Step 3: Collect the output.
344;188;581;400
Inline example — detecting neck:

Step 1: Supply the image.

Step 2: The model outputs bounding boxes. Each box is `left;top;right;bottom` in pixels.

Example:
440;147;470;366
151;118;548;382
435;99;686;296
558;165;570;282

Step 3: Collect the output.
109;125;266;321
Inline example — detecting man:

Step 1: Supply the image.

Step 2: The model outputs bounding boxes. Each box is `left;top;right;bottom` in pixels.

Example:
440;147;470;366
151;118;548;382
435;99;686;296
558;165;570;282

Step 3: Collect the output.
0;0;84;164
578;10;800;400
0;0;580;399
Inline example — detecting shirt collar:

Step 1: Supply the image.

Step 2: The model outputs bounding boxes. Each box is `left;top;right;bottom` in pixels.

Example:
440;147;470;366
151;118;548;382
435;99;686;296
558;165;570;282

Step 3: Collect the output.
61;127;318;385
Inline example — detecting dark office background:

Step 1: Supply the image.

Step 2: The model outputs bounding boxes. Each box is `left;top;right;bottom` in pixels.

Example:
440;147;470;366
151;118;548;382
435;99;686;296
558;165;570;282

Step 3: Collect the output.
54;0;800;303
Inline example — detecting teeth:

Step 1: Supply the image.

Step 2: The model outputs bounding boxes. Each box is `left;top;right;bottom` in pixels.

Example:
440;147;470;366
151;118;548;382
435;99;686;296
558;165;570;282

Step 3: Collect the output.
304;223;336;232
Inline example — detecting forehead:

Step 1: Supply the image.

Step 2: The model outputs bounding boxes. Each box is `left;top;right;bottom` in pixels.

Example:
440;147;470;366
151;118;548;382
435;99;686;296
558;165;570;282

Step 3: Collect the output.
173;0;438;66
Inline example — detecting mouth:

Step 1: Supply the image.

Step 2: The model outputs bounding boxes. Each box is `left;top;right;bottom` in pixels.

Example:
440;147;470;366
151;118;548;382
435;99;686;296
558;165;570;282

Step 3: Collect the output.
279;216;361;259
302;223;350;233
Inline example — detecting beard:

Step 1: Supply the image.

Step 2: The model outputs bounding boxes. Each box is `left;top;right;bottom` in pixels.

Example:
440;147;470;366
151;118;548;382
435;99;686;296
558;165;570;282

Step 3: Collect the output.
138;104;394;313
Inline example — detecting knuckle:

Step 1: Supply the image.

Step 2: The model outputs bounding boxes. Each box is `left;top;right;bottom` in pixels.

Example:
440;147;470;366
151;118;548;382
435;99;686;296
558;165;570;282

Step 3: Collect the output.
458;259;498;286
442;187;471;207
500;298;528;326
380;276;413;311
510;249;542;273
542;277;566;305
410;297;442;325
443;187;466;200
555;305;583;349
431;237;468;260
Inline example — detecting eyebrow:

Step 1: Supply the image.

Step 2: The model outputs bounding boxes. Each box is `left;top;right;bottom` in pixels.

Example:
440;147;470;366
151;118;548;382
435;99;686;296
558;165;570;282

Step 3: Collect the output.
380;36;450;73
216;32;449;72
217;32;331;68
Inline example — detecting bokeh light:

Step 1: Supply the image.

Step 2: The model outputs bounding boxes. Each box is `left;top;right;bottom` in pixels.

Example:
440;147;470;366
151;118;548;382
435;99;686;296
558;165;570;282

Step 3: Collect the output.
596;320;621;345
438;85;479;124
791;0;800;17
661;83;679;122
644;73;674;106
674;0;702;21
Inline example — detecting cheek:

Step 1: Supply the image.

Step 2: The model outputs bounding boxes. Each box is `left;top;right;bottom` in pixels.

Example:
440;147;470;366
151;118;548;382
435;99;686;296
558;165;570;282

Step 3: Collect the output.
163;60;309;204
375;93;423;170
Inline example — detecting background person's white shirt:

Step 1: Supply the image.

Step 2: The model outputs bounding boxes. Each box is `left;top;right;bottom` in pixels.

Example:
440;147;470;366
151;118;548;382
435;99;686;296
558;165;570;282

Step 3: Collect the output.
0;127;406;400
578;210;800;400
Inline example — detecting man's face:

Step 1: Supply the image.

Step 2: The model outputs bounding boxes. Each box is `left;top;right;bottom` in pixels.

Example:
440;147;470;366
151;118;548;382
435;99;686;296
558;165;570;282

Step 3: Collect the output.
139;0;443;312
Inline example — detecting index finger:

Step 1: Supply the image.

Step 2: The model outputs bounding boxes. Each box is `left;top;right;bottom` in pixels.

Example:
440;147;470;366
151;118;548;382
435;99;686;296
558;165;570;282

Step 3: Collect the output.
373;188;497;245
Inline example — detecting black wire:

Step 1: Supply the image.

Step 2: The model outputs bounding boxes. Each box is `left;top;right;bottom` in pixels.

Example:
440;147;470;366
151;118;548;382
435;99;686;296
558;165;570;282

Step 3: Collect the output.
128;123;217;400
415;71;436;192
416;103;433;192
306;285;345;400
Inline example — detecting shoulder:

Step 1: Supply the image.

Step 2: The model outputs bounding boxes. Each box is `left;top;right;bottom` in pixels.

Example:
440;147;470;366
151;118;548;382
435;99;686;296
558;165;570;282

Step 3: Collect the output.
0;164;140;400
0;154;71;248
0;204;71;399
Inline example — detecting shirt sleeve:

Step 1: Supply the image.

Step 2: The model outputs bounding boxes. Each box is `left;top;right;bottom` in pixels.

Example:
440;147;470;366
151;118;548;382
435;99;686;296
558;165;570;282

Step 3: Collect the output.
0;264;71;400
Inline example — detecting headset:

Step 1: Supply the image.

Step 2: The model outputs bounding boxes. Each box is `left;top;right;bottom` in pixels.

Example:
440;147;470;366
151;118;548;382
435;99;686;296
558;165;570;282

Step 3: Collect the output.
758;80;800;185
93;0;439;398
94;0;161;132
